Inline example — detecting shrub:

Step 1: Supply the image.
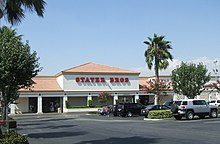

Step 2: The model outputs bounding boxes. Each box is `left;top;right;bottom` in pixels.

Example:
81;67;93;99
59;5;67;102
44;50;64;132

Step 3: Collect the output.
88;100;93;107
148;110;172;119
0;131;29;144
65;100;69;108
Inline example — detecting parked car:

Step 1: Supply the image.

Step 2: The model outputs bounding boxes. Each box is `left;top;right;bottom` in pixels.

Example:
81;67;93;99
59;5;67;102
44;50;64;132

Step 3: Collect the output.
113;103;146;117
140;105;170;117
163;100;182;108
171;99;218;120
209;99;220;106
97;105;112;115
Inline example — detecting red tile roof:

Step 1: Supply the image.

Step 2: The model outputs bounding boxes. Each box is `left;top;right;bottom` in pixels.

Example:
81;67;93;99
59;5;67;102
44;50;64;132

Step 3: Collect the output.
19;76;62;92
58;62;140;75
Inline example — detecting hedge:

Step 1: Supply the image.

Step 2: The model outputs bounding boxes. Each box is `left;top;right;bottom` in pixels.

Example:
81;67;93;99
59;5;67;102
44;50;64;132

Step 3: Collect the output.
148;110;172;119
148;107;220;119
0;131;29;144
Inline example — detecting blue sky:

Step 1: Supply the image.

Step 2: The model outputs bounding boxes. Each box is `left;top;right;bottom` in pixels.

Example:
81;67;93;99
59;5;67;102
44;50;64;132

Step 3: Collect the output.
2;0;220;76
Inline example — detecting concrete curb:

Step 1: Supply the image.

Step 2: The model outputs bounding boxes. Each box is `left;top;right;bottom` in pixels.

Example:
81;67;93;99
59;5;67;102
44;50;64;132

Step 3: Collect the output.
143;118;163;121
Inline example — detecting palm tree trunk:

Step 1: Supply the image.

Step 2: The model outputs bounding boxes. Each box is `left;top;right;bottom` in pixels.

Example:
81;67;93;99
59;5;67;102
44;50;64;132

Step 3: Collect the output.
154;48;160;105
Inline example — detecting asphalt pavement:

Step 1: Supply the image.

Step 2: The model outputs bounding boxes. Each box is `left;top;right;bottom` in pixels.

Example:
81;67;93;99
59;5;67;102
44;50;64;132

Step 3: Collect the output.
13;113;220;144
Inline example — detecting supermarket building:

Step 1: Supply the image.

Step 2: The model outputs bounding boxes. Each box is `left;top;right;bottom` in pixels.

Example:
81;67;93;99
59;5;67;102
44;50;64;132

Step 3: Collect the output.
15;62;219;114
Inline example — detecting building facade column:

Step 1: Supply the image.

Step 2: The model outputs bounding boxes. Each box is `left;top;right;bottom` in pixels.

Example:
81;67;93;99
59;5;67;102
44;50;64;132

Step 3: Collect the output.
87;93;92;106
135;92;139;103
113;93;118;105
37;94;43;114
63;94;68;113
9;104;15;115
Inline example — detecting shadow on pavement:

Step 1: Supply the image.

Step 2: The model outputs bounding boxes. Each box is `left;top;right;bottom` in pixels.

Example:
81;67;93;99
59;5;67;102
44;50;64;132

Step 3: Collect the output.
28;131;87;138
74;136;161;144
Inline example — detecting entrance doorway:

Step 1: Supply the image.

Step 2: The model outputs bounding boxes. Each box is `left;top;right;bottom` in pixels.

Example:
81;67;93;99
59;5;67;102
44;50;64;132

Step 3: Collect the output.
29;97;37;113
42;97;60;113
139;95;150;105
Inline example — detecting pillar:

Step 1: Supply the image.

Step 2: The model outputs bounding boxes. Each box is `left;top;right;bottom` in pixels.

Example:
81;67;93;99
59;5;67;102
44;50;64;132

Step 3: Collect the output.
113;93;118;105
37;94;43;114
63;94;68;113
87;93;92;106
9;104;15;115
135;92;139;103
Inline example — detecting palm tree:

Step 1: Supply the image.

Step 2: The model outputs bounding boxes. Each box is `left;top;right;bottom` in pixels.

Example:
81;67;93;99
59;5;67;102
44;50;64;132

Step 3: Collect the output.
1;0;46;25
144;34;173;104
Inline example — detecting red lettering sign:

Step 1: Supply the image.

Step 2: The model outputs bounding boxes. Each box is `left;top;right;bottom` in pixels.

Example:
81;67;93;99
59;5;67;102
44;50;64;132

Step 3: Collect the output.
95;77;100;82
76;77;80;82
90;77;95;82
110;77;114;83
85;77;90;82
75;77;129;83
120;78;124;82
80;77;85;82
101;78;106;82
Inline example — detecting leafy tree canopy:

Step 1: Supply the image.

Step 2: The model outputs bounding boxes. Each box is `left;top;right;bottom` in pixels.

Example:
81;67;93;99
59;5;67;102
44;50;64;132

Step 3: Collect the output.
0;26;41;103
171;62;210;99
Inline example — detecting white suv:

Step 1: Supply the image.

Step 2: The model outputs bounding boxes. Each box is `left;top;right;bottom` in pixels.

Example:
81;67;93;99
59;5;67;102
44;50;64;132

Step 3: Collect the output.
209;99;220;106
171;99;218;120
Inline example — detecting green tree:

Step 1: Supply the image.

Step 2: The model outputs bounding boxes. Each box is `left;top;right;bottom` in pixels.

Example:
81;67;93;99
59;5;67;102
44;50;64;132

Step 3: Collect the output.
171;62;210;99
144;34;173;104
1;0;46;25
0;26;40;122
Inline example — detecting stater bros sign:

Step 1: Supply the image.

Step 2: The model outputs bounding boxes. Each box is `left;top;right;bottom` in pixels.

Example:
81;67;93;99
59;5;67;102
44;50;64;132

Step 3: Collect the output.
75;77;129;83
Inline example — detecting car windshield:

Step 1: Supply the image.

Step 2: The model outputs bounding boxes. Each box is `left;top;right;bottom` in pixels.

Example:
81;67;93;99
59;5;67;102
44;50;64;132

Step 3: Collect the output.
145;105;154;109
210;101;215;103
174;101;182;106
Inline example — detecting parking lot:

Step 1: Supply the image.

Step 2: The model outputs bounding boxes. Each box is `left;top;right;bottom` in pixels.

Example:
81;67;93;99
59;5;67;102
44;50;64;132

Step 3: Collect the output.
14;113;220;144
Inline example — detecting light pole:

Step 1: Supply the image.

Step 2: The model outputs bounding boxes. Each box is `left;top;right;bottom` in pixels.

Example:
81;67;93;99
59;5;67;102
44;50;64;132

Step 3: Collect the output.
213;60;218;80
213;60;218;98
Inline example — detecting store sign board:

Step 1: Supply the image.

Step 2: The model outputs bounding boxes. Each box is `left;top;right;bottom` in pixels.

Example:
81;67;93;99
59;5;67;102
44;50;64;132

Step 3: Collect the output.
75;77;129;83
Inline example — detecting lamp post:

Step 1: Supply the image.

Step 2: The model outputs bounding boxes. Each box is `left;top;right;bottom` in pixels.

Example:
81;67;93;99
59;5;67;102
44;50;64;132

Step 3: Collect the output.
213;60;218;98
213;60;218;79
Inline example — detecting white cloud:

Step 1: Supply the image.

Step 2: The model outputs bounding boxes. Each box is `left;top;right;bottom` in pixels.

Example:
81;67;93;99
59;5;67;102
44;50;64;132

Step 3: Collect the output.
132;57;220;76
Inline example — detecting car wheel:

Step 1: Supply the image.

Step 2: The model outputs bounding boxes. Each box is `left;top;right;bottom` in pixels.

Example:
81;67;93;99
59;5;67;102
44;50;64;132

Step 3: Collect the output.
127;112;132;117
174;115;182;120
186;111;194;120
210;110;217;118
171;104;178;113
